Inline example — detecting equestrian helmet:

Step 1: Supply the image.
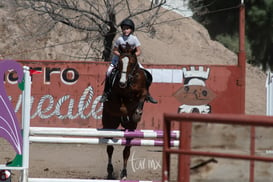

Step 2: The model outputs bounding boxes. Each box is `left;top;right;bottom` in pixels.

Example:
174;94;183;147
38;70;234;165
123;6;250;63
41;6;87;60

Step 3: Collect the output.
120;19;135;32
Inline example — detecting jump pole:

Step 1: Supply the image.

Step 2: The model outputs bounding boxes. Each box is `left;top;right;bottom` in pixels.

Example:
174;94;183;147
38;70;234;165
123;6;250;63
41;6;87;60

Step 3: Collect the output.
30;127;180;139
22;66;32;182
29;136;179;147
28;179;160;182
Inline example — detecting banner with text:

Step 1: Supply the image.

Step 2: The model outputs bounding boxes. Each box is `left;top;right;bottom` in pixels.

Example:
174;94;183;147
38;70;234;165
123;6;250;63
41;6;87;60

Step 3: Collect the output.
3;60;244;130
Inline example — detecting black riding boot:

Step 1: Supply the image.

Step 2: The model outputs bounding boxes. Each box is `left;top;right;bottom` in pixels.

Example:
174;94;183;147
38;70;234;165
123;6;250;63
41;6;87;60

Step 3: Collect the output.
145;78;158;104
142;69;158;104
99;76;111;103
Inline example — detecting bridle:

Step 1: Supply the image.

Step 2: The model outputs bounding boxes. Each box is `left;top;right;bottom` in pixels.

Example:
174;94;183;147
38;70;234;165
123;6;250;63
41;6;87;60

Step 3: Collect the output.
118;53;139;88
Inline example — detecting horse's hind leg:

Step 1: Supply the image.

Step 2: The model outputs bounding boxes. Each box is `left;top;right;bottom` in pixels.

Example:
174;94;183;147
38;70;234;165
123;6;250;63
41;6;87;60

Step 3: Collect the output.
107;145;114;179
120;145;131;180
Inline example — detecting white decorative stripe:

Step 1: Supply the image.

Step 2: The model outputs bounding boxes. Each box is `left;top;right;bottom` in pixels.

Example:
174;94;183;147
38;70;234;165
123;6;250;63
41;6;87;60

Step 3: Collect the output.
120;57;129;84
147;68;183;83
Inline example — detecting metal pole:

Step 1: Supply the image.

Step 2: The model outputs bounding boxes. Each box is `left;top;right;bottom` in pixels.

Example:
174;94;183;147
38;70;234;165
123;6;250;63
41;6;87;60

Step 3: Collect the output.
238;1;246;113
266;72;273;115
22;67;31;182
162;117;171;182
238;1;255;181
178;121;191;182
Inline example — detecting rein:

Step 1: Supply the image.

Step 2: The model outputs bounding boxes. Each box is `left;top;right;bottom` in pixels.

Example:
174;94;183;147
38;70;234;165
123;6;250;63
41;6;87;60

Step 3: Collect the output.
128;62;138;84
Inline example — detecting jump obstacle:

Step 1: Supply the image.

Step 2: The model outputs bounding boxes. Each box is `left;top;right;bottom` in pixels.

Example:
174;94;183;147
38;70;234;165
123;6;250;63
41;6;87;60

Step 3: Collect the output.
30;127;180;139
28;179;158;182
2;65;179;181
29;127;179;147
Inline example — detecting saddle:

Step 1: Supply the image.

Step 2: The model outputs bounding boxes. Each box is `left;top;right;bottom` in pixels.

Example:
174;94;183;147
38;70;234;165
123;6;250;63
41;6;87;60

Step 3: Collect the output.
109;68;118;87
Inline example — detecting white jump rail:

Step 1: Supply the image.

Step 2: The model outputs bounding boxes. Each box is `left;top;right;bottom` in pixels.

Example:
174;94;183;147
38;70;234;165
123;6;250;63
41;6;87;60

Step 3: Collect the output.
29;136;179;147
28;179;159;182
267;71;273;115
30;127;180;139
29;127;180;147
22;66;32;182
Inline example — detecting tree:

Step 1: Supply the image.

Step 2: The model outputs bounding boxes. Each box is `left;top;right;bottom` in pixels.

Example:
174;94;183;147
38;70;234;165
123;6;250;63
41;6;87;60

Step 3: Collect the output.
189;0;239;37
14;0;167;62
189;0;273;70
247;0;273;69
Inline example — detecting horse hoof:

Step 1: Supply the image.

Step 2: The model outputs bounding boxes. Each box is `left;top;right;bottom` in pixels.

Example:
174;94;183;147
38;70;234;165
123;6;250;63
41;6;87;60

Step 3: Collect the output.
107;164;113;173
120;169;127;180
107;164;114;179
107;174;115;179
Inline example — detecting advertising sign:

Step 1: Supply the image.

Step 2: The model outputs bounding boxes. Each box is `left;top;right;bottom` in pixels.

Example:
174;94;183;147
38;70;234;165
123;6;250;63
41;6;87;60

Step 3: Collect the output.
3;60;244;130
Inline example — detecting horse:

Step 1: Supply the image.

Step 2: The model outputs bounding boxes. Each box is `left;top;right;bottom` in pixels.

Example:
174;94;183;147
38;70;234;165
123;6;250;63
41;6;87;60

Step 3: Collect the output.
101;43;149;180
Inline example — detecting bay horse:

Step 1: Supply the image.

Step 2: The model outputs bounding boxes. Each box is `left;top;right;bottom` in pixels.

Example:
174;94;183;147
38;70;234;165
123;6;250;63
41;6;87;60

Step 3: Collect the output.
102;43;149;180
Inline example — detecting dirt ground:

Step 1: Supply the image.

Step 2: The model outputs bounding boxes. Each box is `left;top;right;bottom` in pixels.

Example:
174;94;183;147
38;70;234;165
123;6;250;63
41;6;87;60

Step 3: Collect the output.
1;1;272;182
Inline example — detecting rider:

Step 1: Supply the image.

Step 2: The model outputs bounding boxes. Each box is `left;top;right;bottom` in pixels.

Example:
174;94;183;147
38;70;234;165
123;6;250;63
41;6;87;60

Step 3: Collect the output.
99;18;158;104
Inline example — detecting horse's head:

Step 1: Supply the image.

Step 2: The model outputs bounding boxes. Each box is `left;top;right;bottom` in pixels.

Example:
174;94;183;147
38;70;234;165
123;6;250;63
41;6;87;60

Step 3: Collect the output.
117;43;139;88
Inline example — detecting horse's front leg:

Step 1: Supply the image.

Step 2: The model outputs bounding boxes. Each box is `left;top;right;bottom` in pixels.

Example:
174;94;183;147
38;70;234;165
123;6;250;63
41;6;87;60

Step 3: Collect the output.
132;101;145;122
120;145;131;180
107;145;114;179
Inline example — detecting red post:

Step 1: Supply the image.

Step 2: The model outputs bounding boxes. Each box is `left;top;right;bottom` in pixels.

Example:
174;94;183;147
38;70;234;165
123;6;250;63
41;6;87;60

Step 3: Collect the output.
238;2;254;181
162;115;171;182
238;1;246;114
178;121;192;182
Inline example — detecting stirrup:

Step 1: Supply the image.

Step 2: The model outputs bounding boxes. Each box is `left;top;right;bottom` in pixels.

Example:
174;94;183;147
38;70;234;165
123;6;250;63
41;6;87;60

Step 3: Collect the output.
146;95;158;104
99;93;109;103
